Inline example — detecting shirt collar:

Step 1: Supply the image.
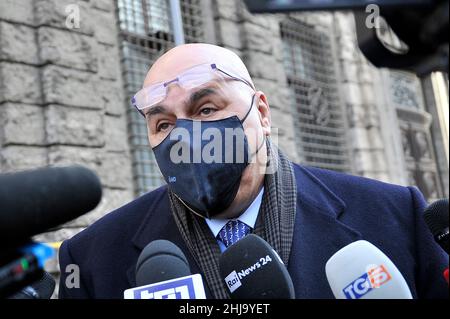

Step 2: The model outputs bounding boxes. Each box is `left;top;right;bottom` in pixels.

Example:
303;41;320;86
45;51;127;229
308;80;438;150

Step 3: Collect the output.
205;187;264;238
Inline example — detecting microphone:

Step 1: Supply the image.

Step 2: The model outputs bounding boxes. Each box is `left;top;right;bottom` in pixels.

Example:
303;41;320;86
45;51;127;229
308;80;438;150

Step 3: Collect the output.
124;240;206;299
0;165;102;244
423;199;449;254
9;271;56;299
218;234;295;299
325;240;412;299
135;239;190;286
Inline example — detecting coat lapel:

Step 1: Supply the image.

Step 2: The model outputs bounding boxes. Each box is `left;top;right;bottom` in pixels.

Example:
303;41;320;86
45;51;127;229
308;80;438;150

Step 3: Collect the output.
287;165;362;298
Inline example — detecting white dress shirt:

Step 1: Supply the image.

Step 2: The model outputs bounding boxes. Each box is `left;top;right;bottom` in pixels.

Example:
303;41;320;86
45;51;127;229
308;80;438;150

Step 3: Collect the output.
205;187;264;252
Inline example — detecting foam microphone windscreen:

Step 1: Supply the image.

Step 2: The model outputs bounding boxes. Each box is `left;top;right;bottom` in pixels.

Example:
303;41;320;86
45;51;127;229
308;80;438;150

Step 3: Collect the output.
135;240;191;287
423;198;449;254
0;165;102;243
219;234;295;299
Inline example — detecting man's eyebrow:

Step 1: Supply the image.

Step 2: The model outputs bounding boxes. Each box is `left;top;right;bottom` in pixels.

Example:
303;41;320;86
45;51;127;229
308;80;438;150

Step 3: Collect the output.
144;104;168;118
188;87;219;106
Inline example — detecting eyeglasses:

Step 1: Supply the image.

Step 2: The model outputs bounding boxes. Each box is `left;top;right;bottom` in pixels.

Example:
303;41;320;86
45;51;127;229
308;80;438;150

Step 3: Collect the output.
132;63;255;116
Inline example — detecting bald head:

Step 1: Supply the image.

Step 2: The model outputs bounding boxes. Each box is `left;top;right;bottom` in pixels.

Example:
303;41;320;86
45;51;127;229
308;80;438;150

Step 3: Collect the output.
143;43;254;88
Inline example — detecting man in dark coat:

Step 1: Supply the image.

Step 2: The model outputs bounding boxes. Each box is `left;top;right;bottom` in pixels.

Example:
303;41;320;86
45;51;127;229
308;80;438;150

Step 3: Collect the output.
59;44;448;299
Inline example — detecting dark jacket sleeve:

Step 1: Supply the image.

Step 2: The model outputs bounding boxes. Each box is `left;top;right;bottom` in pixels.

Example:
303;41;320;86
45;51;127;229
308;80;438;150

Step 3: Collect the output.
58;240;90;299
408;186;449;299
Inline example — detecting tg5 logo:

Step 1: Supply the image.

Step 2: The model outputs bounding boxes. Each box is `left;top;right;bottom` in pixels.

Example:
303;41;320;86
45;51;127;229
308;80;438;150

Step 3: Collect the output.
343;265;392;299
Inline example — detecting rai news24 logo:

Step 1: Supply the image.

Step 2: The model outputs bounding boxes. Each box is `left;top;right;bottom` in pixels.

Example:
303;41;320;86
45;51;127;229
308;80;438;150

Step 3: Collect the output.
343;265;392;299
123;274;206;299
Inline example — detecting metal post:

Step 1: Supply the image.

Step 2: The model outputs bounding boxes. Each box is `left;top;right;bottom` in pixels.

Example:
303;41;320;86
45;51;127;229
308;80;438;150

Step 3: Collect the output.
169;0;185;45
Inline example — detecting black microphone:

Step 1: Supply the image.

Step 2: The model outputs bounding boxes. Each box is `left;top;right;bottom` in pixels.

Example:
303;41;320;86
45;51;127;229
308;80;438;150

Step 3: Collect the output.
219;234;295;299
9;271;56;299
423;198;449;254
124;240;206;299
135;240;191;286
0;165;102;244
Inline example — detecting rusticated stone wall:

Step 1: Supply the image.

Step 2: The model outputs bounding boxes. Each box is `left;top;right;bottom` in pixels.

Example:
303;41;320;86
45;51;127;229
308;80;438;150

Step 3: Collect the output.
0;0;134;296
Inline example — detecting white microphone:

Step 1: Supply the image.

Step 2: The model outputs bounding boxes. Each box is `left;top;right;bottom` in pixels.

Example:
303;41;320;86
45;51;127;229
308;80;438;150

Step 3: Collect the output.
325;240;412;299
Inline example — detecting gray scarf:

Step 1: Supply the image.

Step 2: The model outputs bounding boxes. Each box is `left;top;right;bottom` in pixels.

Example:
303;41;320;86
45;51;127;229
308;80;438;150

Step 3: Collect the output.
168;139;297;299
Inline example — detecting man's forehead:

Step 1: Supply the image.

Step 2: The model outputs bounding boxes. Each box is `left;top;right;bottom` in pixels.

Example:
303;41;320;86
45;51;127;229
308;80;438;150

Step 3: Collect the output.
145;61;210;87
143;44;252;87
143;57;222;87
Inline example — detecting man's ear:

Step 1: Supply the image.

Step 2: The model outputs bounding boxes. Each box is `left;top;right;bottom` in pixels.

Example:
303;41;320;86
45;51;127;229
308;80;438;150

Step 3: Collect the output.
256;91;271;136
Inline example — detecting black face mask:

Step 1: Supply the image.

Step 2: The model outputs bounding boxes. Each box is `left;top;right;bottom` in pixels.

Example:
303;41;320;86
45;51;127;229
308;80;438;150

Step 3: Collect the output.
153;95;263;219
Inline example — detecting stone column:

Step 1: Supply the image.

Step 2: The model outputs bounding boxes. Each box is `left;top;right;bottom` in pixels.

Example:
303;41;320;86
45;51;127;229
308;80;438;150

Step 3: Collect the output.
333;11;393;182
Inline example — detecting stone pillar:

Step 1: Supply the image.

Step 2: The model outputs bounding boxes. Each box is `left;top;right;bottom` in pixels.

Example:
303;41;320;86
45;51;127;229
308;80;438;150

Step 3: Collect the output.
421;74;449;198
333;11;393;182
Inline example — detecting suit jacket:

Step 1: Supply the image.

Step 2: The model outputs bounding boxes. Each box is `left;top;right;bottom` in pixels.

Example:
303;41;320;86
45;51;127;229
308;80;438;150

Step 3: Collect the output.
58;164;449;299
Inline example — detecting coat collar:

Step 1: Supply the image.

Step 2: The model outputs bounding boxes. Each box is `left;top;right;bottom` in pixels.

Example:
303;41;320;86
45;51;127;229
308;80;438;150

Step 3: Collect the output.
126;164;362;298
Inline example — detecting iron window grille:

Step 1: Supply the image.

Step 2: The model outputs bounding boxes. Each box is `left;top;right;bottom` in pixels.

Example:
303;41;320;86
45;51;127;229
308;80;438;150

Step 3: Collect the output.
280;18;351;172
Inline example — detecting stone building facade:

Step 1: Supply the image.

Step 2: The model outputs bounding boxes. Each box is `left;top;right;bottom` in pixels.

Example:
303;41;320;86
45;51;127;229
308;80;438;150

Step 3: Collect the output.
0;0;448;297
